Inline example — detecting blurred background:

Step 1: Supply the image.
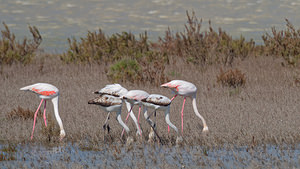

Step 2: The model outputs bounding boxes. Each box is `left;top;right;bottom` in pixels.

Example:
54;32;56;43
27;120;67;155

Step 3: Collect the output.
1;0;299;53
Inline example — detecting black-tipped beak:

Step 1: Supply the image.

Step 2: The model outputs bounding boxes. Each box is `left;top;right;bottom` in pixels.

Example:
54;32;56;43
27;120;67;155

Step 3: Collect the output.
88;99;95;104
94;91;100;94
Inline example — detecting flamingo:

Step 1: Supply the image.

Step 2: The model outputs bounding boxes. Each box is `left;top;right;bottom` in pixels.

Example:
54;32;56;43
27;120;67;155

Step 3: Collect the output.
94;84;142;136
121;90;150;138
161;80;208;134
88;94;133;142
20;83;66;140
141;94;182;143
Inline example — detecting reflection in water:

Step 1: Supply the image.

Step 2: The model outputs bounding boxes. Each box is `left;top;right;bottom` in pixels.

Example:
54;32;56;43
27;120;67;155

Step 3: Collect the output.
0;143;299;168
0;0;300;52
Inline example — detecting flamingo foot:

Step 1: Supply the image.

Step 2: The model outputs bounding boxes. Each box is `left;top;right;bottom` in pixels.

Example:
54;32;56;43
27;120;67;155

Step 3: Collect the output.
148;128;155;143
176;136;183;146
202;126;209;133
59;130;66;141
126;136;134;146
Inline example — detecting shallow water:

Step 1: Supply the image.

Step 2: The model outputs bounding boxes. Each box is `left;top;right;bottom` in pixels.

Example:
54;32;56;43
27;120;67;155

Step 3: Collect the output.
0;143;299;168
1;0;300;53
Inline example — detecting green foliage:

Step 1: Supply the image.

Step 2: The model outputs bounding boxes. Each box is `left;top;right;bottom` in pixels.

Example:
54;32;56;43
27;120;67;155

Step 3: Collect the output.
108;59;140;83
0;22;42;65
262;19;300;65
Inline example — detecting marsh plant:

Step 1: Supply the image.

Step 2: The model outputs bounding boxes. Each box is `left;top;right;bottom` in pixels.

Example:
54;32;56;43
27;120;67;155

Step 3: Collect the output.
217;68;246;88
62;30;169;85
0;22;42;65
262;19;300;65
6;106;35;120
157;11;255;66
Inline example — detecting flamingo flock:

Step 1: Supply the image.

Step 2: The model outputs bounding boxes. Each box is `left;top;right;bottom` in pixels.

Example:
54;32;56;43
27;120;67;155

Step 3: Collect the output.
20;80;208;144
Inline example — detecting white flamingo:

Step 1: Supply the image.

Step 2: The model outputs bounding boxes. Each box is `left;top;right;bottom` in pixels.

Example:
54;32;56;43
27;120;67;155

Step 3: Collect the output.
161;80;208;134
141;94;182;143
121;90;150;137
94;84;142;136
20;83;66;140
88;94;133;143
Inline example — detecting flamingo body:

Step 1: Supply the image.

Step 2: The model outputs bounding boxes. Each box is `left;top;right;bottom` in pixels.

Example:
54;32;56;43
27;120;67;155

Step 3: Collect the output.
94;84;128;97
20;83;65;140
20;83;59;99
161;80;197;97
88;94;130;133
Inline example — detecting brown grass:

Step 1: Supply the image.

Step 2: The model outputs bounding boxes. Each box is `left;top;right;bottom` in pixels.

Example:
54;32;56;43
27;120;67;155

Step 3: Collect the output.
0;54;300;148
217;68;246;88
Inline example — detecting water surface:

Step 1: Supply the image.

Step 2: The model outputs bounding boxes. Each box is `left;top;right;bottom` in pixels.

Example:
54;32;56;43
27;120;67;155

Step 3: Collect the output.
0;143;299;168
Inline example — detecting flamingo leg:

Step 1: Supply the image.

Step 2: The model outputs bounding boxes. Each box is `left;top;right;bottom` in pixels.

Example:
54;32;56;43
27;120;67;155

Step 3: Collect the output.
31;99;44;140
181;97;187;134
168;94;177;133
146;110;162;143
103;112;111;132
137;106;142;135
103;112;111;141
121;104;134;138
170;94;178;101
43;100;47;127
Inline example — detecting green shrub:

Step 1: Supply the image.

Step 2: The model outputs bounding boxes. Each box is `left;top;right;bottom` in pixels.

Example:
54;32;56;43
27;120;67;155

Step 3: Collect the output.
108;59;140;83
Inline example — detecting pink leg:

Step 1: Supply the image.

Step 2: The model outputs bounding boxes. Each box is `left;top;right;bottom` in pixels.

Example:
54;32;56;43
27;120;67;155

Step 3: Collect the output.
137;106;142;136
181;97;187;134
31;99;44;140
43;100;47;127
170;94;177;101
121;105;134;138
168;94;177;133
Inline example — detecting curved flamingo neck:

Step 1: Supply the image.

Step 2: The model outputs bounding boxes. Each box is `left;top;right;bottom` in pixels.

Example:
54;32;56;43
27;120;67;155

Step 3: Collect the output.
51;96;65;137
191;96;208;130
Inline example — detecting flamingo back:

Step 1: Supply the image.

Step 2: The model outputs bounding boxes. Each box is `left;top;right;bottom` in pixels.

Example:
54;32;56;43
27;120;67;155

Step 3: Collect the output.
142;94;171;106
95;84;128;97
20;83;59;97
88;94;122;107
123;90;149;101
161;80;197;96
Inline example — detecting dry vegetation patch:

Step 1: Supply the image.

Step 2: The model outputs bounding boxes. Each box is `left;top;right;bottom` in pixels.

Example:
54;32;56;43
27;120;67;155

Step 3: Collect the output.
217;68;246;88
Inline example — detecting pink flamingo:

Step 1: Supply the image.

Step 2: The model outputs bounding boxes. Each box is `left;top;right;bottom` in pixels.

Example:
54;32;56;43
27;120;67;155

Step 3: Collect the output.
94;84;142;136
161;80;208;134
121;90;150;138
141;94;182;143
20;83;66;140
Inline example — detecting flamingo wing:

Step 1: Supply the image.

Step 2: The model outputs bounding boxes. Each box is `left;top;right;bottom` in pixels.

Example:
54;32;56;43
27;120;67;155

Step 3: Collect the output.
20;83;59;96
142;94;171;106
